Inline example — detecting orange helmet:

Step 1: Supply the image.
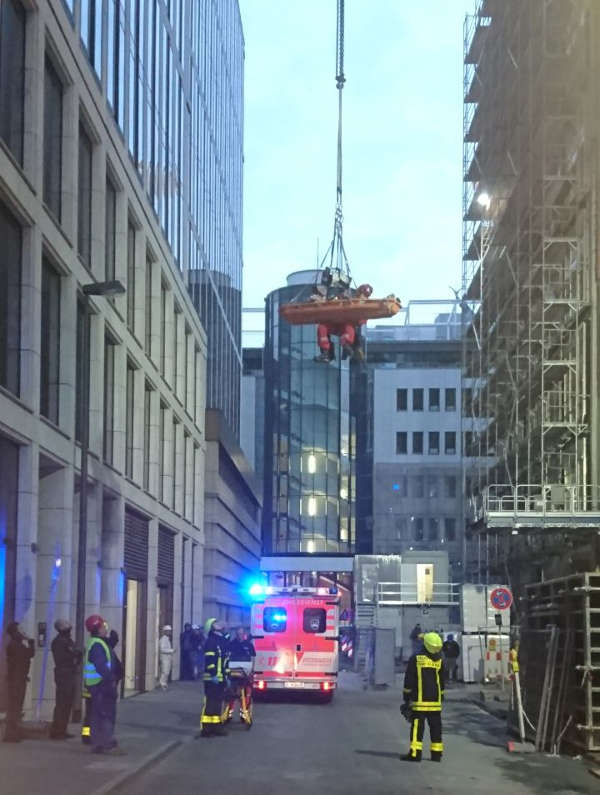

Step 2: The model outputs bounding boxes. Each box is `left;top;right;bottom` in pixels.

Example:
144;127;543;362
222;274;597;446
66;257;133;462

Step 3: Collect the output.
357;284;373;297
85;614;105;633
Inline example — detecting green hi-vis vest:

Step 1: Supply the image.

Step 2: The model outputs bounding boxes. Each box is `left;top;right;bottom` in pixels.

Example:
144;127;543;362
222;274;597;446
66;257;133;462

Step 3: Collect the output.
83;637;111;686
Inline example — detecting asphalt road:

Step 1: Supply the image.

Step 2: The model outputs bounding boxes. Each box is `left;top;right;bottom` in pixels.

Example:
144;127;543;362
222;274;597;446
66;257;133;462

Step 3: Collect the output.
120;673;595;795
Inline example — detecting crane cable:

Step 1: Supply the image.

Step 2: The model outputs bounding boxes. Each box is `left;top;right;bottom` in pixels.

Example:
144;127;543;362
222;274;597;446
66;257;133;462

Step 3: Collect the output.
321;0;351;283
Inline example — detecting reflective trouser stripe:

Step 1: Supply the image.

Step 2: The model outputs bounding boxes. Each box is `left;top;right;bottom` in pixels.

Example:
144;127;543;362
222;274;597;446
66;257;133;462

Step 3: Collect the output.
200;696;222;725
81;726;91;737
431;742;444;752
410;719;423;757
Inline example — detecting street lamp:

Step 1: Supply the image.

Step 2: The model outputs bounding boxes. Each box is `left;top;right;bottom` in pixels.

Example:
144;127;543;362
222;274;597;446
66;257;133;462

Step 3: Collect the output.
73;279;125;720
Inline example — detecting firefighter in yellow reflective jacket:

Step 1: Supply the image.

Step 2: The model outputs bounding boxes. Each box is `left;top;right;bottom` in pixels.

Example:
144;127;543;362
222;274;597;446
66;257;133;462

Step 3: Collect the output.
199;618;230;737
402;632;445;762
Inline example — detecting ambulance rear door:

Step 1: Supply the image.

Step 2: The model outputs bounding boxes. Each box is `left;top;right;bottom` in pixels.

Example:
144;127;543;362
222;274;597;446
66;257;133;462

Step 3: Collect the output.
292;597;339;682
251;598;295;682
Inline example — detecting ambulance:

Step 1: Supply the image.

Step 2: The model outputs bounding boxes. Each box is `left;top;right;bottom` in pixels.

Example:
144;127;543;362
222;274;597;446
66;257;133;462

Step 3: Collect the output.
250;585;340;700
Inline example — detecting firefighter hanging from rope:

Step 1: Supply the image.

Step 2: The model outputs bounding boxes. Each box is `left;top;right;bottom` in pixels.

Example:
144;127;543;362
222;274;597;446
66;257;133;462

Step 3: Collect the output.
277;0;401;358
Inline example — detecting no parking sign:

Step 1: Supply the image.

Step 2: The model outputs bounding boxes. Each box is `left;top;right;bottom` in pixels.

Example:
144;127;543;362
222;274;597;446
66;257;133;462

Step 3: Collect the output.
490;587;513;611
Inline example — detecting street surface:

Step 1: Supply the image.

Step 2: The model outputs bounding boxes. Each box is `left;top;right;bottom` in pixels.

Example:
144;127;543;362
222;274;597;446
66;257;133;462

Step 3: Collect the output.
122;673;594;795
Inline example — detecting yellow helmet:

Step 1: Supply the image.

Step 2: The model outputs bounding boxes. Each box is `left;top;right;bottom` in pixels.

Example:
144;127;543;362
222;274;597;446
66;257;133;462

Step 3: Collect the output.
204;618;217;634
423;632;443;654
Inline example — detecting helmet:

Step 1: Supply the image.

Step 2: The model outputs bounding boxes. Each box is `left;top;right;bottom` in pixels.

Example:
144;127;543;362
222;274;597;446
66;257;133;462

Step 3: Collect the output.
357;283;373;298
423;632;443;654
85;614;105;633
204;618;217;634
54;619;72;632
162;625;172;632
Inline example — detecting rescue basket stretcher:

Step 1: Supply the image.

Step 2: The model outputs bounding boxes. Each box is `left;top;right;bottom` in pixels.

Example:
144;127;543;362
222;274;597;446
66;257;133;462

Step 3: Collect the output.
279;296;402;326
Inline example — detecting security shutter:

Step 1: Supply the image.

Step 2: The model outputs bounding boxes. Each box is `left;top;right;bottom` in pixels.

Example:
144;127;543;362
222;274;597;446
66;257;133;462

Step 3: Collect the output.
158;525;175;584
124;508;149;579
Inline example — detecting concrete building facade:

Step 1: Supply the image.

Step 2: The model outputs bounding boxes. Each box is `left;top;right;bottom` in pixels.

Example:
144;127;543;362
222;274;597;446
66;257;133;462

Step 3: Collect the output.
0;0;243;718
367;305;467;579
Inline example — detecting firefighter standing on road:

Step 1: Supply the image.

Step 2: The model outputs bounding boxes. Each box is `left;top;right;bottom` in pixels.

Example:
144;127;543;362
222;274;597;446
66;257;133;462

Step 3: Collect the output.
402;632;445;763
199;618;229;737
84;614;124;755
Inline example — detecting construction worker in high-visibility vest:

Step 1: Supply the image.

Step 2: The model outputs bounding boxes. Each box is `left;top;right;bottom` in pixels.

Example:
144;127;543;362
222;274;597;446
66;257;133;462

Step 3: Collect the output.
83;615;124;755
402;632;446;762
198;618;230;737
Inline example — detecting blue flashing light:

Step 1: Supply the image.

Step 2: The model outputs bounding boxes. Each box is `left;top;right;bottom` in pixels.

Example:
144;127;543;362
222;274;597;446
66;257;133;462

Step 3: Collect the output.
249;583;265;597
272;612;286;623
392;483;400;491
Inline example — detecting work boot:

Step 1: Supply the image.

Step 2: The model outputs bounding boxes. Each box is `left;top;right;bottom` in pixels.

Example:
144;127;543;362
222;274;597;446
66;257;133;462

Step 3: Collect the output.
402;753;421;762
314;352;330;363
431;752;442;763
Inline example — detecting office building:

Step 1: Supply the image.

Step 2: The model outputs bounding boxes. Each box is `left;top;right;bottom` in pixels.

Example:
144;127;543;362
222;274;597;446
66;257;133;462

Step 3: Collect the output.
0;0;243;718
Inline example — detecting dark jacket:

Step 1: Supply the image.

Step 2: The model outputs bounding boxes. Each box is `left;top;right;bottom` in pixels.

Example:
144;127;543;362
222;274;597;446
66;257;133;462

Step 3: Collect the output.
51;633;80;678
229;639;256;662
6;637;35;683
442;640;460;659
403;650;445;712
203;631;229;683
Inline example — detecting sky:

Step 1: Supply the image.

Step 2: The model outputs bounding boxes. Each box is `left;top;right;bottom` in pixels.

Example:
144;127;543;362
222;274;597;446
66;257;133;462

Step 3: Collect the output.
239;0;475;318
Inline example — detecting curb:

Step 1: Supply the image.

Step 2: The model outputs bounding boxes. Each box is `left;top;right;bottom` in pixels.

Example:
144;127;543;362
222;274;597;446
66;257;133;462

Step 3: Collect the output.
469;697;508;722
89;739;181;795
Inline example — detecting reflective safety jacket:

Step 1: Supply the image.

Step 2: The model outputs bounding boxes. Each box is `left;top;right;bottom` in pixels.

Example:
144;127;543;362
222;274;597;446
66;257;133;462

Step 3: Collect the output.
203;631;229;683
83;637;111;687
403;650;445;712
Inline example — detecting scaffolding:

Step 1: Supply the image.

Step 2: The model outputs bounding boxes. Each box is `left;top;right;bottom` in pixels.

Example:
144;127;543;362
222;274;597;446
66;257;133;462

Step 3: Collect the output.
461;0;600;586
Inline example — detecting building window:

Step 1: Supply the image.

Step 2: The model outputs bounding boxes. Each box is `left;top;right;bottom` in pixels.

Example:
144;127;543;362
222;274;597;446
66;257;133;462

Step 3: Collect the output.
80;0;102;77
427;475;439;499
145;255;152;355
43;56;63;220
428;431;439;455
160;279;167;377
429;388;440;411
105;177;117;283
173;303;180;392
445;388;456;411
414;517;424;542
412;431;423;454
75;298;86;441
413;475;424;498
396;431;407;455
172;417;178;509
103;336;115;464
445;476;457;499
412;388;423;411
183;431;189;517
465;431;474;456
0;0;26;164
40;258;61;425
428;518;439;540
396;388;407;411
143;381;152;491
159;402;166;502
445;431;456;455
107;0;125;125
184;326;191;412
0;202;21;396
125;361;135;479
444;518;456;541
78;124;93;266
127;219;136;331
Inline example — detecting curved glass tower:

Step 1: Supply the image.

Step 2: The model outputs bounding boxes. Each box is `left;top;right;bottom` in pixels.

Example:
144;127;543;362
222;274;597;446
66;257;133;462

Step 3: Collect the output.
263;271;356;554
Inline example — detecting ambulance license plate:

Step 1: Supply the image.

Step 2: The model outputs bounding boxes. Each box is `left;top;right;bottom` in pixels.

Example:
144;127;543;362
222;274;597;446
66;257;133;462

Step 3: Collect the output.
284;681;319;689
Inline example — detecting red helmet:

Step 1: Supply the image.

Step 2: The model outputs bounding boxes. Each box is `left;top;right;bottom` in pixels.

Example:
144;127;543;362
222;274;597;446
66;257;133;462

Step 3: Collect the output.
357;284;373;297
85;614;105;633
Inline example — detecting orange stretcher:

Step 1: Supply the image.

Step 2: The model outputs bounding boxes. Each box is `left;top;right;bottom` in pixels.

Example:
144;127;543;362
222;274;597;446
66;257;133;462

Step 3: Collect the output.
279;297;402;326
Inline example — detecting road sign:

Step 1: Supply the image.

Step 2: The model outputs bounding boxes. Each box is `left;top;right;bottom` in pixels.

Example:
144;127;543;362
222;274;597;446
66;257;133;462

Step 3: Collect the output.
490;587;513;611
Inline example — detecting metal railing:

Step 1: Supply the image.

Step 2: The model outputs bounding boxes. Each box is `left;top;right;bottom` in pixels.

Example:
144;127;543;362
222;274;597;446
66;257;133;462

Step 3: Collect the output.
376;582;461;606
483;484;600;515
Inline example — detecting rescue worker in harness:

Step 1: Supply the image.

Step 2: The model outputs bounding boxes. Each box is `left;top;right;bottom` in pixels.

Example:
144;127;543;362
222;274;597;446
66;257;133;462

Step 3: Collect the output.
199;618;230;737
401;631;445;763
314;283;373;363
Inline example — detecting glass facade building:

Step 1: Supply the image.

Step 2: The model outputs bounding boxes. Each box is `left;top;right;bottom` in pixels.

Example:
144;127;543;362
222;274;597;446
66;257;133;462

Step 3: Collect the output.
68;0;244;436
263;272;356;555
